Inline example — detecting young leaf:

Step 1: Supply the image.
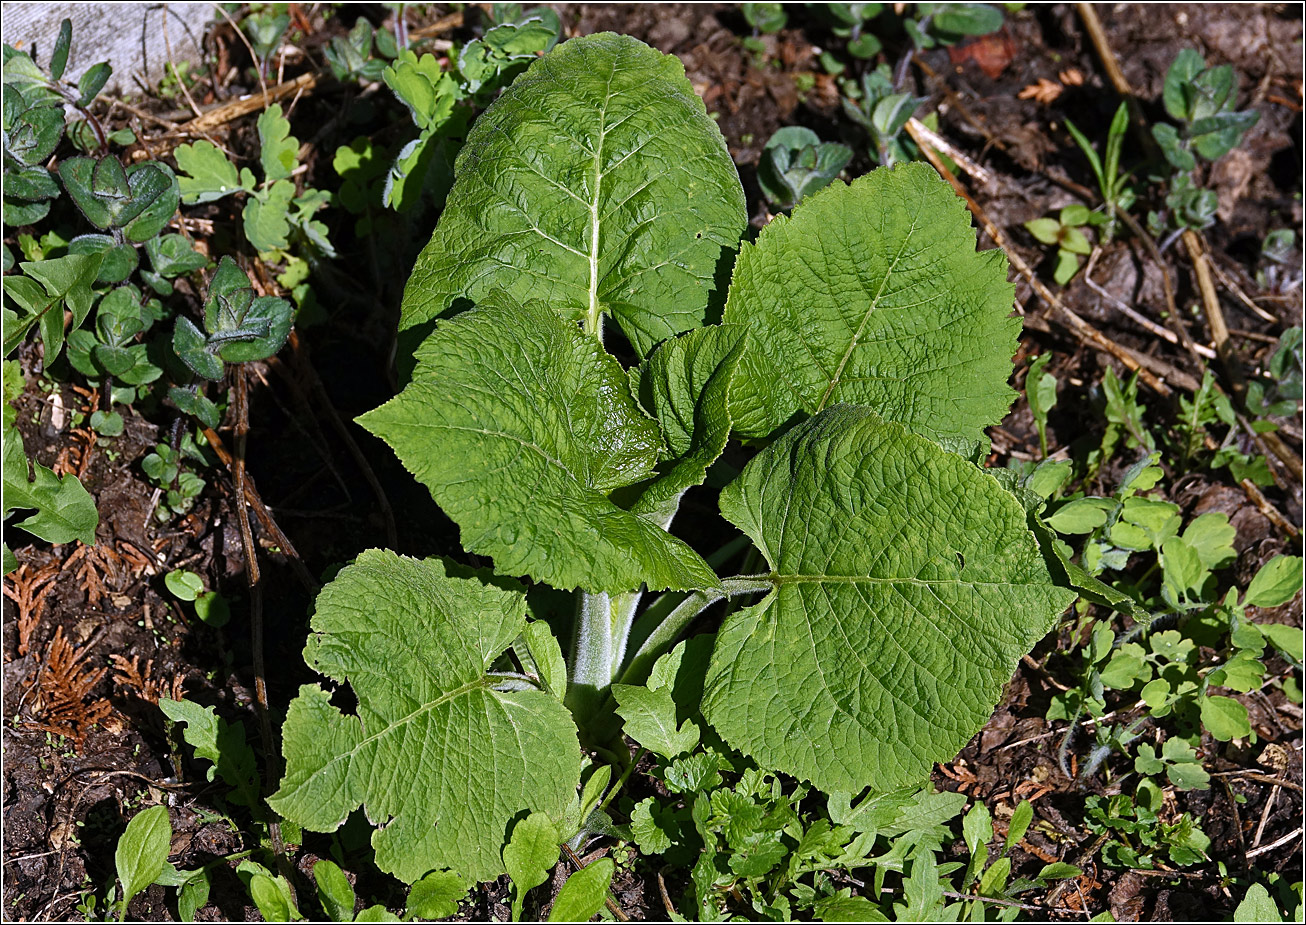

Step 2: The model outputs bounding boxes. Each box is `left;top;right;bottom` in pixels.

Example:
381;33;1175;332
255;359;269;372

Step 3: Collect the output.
625;324;745;523
405;870;468;921
57;157;172;231
49;19;72;81
547;858;614;923
4;253;101;360
1006;799;1034;851
174;141;255;204
1163;48;1207;121
1200;694;1251;741
77;62;112;107
115;805;172;919
503;812;560;922
3;424;98;546
611;683;700;758
157;698;261;808
257;104;299;182
172;316;224;381
313;859;357;922
269;551;581;884
701;407;1075;792
1234;883;1285;923
1244;555;1303;608
242;179;295;252
359;297;718;594
723;163;1018;448
399;33;747;356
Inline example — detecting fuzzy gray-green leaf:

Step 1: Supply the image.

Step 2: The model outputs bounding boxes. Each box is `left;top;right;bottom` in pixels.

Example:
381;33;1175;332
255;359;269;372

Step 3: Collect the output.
399;32;746;356
723;162;1018;446
268;551;581;884
702;407;1075;792
359;297;718;593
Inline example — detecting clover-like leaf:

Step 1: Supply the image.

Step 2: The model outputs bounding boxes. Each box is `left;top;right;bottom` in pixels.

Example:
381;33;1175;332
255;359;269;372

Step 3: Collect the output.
723;162;1019;449
269;551;581;884
172;316;224;381
400;33;747;357
257;104;298;182
702;406;1075;792
360;296;718;594
175;140;256;204
242;179;294;252
4;102;65;168
122;162;180;242
146;233;209;278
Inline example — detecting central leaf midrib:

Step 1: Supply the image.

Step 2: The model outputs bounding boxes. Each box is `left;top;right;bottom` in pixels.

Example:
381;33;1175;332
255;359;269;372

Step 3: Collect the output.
816;216;918;412
769;573;1033;587
305;676;494;781
586;63;618;334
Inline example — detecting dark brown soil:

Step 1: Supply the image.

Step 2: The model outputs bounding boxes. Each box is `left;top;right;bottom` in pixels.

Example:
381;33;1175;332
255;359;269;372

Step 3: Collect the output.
4;3;1301;922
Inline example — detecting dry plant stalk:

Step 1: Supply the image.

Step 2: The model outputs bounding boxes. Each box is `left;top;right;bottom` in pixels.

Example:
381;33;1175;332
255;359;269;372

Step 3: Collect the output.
31;626;111;747
2;561;59;656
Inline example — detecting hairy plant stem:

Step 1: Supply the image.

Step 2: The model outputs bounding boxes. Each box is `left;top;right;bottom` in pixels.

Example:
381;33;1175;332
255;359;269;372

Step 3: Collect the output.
617;576;772;688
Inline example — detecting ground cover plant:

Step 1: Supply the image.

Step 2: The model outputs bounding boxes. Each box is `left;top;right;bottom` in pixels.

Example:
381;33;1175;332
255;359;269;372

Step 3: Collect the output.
2;4;1302;922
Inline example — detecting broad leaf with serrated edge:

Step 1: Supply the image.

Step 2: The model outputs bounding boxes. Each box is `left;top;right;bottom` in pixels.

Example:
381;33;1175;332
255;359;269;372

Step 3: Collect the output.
359;297;718;593
702;407;1075;792
723;162;1018;447
268;551;580;883
398;33;746;357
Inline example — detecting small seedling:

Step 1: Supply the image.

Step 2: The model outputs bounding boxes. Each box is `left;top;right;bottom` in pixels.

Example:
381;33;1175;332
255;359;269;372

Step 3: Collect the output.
1152;48;1260;171
1065;101;1134;241
1024;204;1099;285
756;126;853;210
841;64;924;166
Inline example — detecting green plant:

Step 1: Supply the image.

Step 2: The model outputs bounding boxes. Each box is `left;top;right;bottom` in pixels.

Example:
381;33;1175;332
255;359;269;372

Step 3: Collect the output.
1065;101;1134;241
1152;48;1260;171
141;440;208;522
1026;353;1058;458
742;3;788;35
324;16;399;82
1148;48;1260;238
174;105;333;258
268;33;1078;895
3;354;96;573
1032;450;1302;780
111;804;172;921
1084;781;1210;869
756;126;853;210
841;64;924;166
1023;204;1099;285
239;3;293;80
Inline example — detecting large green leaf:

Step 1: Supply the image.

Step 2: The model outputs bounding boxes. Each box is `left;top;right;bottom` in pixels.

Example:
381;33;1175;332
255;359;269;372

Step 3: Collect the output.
702;407;1075;792
399;32;746;356
723;162;1019;447
269;551;581;884
359;297;718;593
